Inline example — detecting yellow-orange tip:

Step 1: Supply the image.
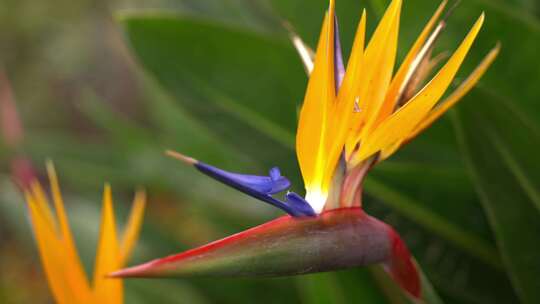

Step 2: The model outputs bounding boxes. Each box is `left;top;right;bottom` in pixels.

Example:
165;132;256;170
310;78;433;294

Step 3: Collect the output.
165;150;197;165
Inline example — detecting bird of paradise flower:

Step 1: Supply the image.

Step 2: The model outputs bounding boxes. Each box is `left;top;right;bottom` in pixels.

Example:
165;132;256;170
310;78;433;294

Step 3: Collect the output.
112;0;498;300
24;162;145;304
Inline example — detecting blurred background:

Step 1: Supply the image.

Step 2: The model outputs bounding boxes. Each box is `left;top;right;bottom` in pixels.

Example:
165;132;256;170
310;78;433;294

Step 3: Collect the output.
1;0;539;303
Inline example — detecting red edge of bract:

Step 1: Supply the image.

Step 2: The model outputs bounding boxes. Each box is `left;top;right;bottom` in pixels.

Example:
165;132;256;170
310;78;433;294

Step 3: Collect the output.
109;213;305;278
111;207;422;301
385;228;421;299
109;208;363;278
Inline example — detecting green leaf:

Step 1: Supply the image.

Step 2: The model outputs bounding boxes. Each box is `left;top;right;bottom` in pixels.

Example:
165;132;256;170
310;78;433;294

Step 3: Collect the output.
452;90;540;304
417;264;445;304
117;11;303;174
300;271;390;304
363;177;499;269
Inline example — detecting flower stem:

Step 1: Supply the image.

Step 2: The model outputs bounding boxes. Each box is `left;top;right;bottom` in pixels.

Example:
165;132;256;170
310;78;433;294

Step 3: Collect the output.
340;156;377;207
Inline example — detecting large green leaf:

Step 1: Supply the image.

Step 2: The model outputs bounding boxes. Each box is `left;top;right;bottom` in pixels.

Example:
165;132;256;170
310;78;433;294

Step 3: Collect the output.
118;12;307;187
453;90;540;304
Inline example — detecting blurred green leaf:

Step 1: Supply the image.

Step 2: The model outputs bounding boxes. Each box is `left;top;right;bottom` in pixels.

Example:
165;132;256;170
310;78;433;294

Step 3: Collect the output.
296;270;388;304
117;11;304;178
418;264;445;304
364;176;499;269
453;90;540;304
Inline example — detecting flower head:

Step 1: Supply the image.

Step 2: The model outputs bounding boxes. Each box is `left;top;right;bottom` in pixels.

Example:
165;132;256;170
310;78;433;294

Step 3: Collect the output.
296;0;499;213
24;162;145;304
112;0;497;299
160;0;497;217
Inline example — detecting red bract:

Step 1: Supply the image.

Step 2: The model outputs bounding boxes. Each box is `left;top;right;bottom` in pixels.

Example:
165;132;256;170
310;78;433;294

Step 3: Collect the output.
111;208;420;298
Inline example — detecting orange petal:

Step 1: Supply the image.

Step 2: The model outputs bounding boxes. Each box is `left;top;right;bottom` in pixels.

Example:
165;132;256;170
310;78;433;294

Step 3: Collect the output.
323;9;367;189
30;181;56;229
345;0;402;151
353;14;485;164
409;42;500;138
373;1;448;127
26;193;73;304
93;184;122;303
296;0;336;211
380;43;499;160
357;0;402;139
338;9;367;158
119;190;146;265
46;162;92;301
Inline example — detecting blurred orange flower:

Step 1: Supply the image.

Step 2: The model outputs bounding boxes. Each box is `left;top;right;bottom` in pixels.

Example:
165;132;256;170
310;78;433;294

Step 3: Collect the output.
24;162;145;304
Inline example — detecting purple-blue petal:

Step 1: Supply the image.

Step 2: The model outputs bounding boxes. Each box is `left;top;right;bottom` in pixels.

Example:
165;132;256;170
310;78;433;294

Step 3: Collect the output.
286;192;317;217
194;162;314;217
334;15;345;92
268;167;290;194
269;167;281;181
195;163;290;195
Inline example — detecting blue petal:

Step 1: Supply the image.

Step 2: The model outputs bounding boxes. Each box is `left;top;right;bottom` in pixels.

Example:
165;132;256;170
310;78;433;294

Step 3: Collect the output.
195;163;291;195
194;162;315;217
269;167;281;181
334;15;345;91
267;167;291;194
286;192;317;217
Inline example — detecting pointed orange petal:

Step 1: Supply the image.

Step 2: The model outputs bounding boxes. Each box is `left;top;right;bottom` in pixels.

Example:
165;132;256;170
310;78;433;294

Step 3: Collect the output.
353;14;485;164
26;193;73;304
46;162;92;301
409;43;500;138
358;0;402;137
337;9;366;102
296;0;335;211
345;0;402;153
374;1;448;126
30;181;56;229
119;190;146;266
379;140;402;160
93;184;122;303
338;9;367;158
323;10;367;189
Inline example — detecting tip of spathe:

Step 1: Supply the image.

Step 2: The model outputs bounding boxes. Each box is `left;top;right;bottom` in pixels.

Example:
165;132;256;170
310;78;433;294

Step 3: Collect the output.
165;150;197;165
107;263;151;279
106;270;124;279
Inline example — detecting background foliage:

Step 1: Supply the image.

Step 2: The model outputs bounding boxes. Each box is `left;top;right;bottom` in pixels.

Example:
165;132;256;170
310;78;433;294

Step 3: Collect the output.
0;0;539;303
